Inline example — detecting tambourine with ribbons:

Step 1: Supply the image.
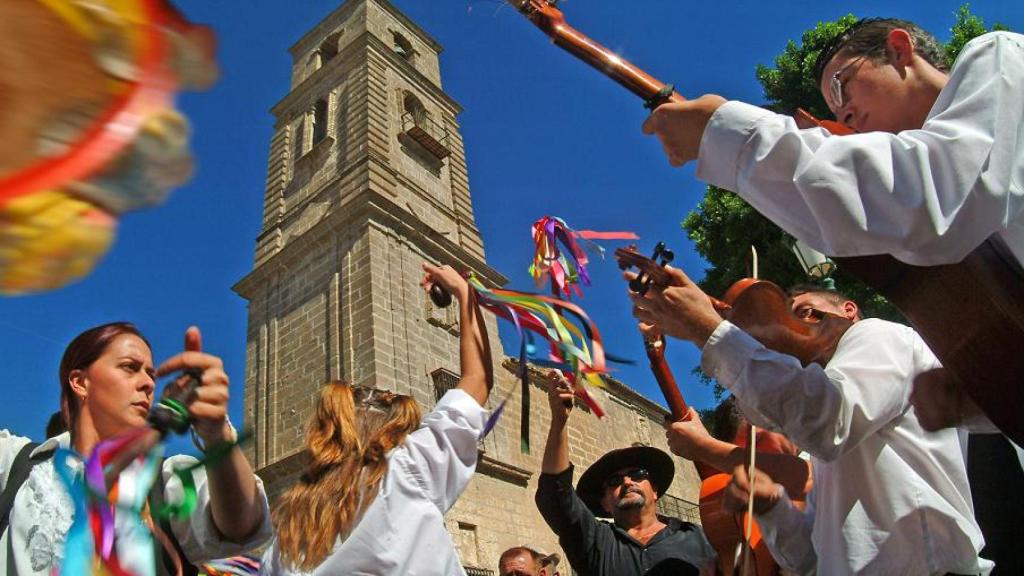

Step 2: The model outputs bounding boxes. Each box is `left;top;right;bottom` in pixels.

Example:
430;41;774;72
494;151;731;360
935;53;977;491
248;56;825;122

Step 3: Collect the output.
0;0;217;294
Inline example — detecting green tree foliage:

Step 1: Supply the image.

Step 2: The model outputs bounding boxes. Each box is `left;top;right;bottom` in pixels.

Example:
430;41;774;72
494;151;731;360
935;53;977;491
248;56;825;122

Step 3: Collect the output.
683;5;1008;398
945;4;1008;65
755;15;859;120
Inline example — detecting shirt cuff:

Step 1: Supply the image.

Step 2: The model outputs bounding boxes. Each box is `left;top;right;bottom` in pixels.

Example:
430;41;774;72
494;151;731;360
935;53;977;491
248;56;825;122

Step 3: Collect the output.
696;101;775;192
755;485;793;527
700;320;762;390
538;463;575;490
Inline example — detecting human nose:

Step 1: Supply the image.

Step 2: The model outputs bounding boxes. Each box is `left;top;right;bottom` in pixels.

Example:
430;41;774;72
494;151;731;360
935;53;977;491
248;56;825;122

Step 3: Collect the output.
138;371;155;396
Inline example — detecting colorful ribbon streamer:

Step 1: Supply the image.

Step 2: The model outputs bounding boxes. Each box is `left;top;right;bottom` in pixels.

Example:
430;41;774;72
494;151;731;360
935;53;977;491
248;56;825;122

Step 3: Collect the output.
468;274;632;452
53;423;248;575
529;215;638;299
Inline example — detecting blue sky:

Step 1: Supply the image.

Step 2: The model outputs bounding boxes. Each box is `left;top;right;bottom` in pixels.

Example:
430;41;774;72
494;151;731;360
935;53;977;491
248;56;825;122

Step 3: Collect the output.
1;0;1021;448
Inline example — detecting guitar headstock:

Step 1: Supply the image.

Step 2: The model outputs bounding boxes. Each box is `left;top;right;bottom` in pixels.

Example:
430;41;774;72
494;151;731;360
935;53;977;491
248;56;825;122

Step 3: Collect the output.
506;0;566;34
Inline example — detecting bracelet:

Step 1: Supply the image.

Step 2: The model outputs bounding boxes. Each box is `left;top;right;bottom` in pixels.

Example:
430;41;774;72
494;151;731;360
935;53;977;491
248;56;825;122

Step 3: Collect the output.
191;416;238;453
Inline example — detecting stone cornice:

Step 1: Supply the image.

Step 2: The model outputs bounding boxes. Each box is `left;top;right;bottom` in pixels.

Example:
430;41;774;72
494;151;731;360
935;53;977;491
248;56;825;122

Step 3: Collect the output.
235;186;507;298
257;145;473;245
271;32;462;120
475;451;532;487
503;358;671;422
365;33;462;115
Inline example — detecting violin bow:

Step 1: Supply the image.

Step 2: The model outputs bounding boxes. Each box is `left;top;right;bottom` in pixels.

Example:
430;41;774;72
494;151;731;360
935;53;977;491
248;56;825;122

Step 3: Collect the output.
739;246;760;576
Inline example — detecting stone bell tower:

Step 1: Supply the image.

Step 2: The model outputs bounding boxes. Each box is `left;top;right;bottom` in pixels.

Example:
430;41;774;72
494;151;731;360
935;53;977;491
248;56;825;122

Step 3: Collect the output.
234;0;507;486
236;1;701;573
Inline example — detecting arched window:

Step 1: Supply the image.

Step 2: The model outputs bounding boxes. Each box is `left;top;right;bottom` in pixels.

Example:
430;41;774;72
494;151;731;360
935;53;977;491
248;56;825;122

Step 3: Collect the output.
319;32;340;63
312;98;329;144
392;32;414;62
403;92;426;125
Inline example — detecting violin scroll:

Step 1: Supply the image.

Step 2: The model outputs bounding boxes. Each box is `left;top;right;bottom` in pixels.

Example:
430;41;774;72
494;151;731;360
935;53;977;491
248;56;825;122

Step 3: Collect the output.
615;243;676;295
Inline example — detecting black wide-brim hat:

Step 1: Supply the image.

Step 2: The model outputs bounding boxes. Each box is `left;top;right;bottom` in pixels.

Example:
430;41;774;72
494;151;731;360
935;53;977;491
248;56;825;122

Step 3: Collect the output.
576;445;675;517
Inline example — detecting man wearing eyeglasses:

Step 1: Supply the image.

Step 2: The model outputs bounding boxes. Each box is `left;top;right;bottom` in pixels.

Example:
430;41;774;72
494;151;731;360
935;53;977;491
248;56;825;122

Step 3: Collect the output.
631;274;992;574
642;19;1024;436
534;372;717;576
643;18;1023;272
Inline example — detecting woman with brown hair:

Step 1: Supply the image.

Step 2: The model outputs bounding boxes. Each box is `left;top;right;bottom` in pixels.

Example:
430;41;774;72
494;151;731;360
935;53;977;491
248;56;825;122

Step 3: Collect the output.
260;263;494;576
0;322;272;575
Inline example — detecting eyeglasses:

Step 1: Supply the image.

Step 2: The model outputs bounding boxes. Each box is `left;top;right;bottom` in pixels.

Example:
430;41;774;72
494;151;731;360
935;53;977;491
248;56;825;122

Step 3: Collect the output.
829;55;868;111
602;467;650;489
794;305;826;322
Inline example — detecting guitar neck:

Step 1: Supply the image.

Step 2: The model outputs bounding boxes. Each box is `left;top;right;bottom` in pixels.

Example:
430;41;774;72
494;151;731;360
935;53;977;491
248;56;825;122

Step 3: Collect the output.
646;341;689;419
511;1;683;107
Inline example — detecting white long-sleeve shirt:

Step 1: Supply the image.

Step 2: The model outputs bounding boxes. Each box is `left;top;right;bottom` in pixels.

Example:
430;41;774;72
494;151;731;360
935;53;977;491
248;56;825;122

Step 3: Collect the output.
0;430;273;576
701;319;991;575
697;31;1024;268
260;388;487;576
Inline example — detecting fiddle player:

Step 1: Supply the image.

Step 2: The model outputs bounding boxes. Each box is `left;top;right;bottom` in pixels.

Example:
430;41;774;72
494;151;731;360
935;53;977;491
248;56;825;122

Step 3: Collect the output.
641;19;1024;433
534;372;717;576
632;276;991;574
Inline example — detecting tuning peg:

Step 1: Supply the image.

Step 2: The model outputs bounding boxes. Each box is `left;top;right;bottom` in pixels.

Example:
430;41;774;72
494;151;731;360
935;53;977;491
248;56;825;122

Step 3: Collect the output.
652;242;666;261
659;249;674;265
629;275;646;294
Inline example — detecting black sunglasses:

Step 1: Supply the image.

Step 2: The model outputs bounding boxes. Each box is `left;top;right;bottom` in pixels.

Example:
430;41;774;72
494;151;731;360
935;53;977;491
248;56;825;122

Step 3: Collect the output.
603;468;650;489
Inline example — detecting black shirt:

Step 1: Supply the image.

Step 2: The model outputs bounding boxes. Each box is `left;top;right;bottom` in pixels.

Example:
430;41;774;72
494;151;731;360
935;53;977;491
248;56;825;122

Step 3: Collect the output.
535;465;717;576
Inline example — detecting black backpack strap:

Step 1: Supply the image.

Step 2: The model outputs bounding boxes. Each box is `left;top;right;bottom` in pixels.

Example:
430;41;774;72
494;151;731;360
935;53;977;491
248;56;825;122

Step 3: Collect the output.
0;442;43;538
148;461;200;576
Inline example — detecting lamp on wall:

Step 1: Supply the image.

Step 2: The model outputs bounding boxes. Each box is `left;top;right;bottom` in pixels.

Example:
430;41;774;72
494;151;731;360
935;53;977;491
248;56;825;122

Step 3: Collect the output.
789;237;837;290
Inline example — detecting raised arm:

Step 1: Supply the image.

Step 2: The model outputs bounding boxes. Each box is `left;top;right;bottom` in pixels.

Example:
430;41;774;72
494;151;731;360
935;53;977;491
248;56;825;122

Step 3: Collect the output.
421;264;493;406
155;326;266;544
542;370;575;475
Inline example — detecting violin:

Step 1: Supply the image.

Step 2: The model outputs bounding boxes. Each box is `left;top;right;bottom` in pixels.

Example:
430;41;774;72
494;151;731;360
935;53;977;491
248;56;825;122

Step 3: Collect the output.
616;246;853;368
617;244;824;575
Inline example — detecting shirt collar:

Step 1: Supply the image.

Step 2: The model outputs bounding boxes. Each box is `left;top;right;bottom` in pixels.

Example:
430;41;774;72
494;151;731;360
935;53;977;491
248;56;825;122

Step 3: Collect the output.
30;431;71;458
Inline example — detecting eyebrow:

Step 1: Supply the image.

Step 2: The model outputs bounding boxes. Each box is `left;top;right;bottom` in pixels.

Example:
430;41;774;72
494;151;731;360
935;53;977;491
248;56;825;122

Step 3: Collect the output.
118;355;156;373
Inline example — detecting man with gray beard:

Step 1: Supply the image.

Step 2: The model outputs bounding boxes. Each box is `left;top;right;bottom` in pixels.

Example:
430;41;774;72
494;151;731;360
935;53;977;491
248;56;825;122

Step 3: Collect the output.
534;372;716;576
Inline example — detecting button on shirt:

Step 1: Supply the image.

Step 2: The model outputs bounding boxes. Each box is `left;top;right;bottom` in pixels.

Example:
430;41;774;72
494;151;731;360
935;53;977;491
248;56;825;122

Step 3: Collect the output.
259;388;487;576
696;31;1024;268
535;465;717;576
0;430;273;576
702;319;991;575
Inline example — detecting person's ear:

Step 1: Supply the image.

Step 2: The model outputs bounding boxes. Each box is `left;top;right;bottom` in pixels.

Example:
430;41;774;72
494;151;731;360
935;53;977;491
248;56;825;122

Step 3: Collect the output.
842;301;860;321
68;368;88;399
886;29;915;69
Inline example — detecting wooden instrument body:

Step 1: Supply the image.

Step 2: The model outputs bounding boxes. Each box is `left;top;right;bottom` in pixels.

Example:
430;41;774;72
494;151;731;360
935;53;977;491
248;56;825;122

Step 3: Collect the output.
837;239;1024;445
797;110;1024;445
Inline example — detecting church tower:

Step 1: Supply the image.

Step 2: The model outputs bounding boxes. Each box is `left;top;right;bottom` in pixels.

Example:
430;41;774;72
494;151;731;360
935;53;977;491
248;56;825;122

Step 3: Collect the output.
234;0;507;481
236;2;701;572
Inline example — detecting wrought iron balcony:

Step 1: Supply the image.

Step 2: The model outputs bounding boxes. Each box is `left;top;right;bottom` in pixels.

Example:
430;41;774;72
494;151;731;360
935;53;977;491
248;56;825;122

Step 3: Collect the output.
401;112;451;160
657;493;701;524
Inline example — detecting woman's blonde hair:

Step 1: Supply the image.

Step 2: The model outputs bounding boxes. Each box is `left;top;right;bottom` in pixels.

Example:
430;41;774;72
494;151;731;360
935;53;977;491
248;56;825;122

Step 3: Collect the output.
271;381;422;570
